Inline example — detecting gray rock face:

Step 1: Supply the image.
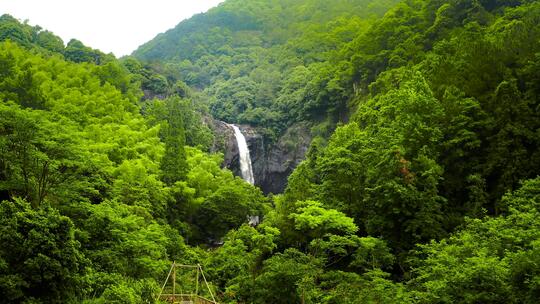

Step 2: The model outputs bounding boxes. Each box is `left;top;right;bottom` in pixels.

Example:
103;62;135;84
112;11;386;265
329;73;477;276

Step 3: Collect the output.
256;123;311;194
210;119;311;194
209;119;240;177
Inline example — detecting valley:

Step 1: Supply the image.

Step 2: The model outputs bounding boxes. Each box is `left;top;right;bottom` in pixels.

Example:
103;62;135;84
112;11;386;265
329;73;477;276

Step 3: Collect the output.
1;1;540;303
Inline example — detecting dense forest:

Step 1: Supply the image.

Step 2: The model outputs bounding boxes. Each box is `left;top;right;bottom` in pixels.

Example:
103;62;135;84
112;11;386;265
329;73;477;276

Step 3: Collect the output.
1;0;540;303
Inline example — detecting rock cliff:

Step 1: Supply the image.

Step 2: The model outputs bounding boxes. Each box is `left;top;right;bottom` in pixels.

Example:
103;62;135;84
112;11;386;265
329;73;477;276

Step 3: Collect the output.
210;120;311;194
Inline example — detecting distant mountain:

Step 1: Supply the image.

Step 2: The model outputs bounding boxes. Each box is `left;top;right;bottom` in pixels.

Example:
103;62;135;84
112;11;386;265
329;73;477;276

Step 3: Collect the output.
132;0;400;140
133;0;398;62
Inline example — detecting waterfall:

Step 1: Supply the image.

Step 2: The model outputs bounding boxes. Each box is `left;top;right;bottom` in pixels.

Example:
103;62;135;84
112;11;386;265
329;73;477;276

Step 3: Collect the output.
231;124;255;185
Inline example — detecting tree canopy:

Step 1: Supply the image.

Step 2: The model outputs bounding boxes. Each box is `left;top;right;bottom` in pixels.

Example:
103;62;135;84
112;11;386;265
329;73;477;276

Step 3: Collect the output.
1;0;540;302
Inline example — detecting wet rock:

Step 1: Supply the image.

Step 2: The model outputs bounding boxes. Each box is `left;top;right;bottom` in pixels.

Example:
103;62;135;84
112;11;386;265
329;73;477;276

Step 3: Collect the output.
210;119;311;194
257;122;311;194
208;119;240;177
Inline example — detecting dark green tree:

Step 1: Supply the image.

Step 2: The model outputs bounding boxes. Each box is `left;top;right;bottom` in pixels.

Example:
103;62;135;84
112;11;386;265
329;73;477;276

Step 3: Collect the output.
0;199;87;303
160;97;189;185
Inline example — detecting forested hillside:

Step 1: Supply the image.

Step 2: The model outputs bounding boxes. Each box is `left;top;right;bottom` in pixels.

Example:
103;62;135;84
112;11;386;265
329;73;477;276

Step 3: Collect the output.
1;0;540;303
134;0;401;139
0;14;266;303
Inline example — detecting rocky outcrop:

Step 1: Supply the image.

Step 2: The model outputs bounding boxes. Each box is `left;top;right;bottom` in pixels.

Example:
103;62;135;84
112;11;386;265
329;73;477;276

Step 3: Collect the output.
210;119;311;194
255;123;311;194
209;119;241;177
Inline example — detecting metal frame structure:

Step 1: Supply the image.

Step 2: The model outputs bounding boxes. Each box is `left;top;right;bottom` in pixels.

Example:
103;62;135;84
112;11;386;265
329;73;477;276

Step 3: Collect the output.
158;262;218;304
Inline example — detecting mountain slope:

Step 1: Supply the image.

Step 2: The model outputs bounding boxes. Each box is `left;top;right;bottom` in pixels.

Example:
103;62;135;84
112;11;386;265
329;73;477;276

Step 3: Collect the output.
132;0;401;194
2;0;540;303
134;1;540;301
134;0;398;62
0;15;266;303
133;0;400;139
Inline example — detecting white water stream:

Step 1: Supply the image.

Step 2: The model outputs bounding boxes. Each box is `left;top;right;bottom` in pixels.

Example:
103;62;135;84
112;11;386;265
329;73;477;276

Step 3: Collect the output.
231;124;255;185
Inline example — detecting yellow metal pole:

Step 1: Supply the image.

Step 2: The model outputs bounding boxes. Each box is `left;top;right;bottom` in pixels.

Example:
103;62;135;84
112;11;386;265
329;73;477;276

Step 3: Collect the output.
157;263;175;302
199;264;216;303
196;264;200;297
172;261;176;299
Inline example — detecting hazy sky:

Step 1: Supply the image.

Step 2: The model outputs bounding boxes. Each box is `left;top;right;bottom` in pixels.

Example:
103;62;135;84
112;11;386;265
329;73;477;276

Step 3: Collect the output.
0;0;224;57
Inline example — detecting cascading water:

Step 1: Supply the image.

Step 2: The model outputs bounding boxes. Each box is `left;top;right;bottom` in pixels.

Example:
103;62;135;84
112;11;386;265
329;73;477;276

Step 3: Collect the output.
231;124;255;185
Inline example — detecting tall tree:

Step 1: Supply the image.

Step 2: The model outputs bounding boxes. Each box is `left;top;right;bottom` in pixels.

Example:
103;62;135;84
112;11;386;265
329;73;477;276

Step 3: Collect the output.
0;199;86;303
160;97;188;185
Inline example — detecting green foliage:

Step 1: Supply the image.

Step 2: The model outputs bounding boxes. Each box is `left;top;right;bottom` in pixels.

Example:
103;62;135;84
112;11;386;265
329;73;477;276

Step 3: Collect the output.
64;39;109;65
2;0;540;302
0;103;92;207
0;14;113;64
194;180;265;241
133;0;400;139
289;200;357;236
0;199;86;303
160;97;188;185
310;270;413;304
409;177;540;303
0;27;264;302
351;237;395;272
181;147;267;242
76;201;170;279
84;277;159;304
0;15;32;47
144;96;214;151
205;225;279;300
286;71;447;252
250;248;322;304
